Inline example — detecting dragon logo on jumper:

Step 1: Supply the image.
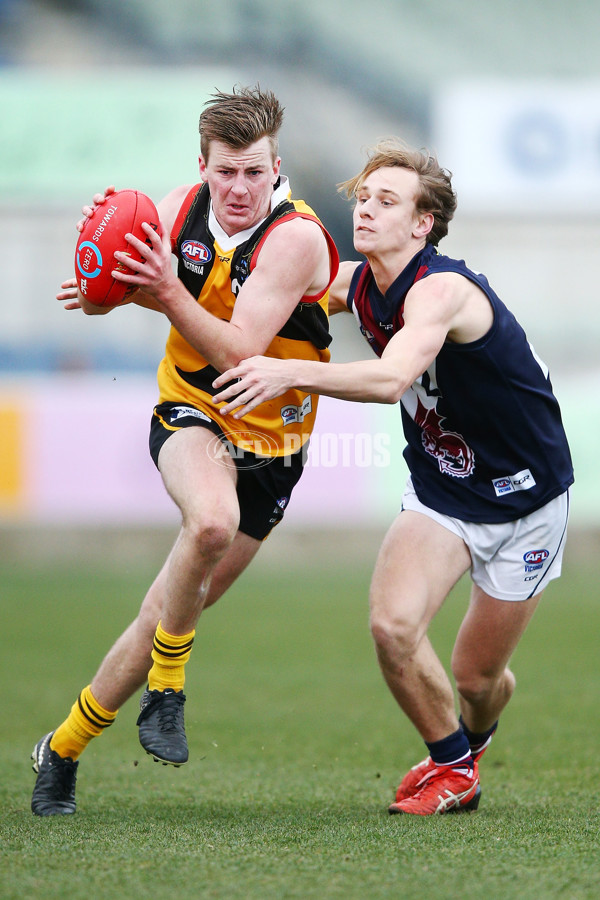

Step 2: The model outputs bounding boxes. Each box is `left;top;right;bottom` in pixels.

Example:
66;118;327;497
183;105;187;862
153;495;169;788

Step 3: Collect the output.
415;398;474;478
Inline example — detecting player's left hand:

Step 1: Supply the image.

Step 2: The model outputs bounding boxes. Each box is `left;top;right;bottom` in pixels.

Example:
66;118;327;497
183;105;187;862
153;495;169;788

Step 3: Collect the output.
57;277;81;310
57;276;119;315
213;356;293;417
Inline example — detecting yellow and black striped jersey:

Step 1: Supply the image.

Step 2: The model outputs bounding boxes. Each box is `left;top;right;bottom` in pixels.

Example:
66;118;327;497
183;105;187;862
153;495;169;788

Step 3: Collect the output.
157;177;339;456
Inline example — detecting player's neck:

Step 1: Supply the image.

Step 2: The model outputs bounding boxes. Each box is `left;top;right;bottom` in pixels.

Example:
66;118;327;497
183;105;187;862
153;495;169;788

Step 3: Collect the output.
367;240;425;295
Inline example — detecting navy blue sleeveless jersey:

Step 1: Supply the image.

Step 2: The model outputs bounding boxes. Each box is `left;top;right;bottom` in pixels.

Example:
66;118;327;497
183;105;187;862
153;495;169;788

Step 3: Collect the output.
347;243;574;523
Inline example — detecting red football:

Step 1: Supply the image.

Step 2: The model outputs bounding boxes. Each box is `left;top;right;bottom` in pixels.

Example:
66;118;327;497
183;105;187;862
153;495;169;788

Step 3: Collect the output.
74;189;160;307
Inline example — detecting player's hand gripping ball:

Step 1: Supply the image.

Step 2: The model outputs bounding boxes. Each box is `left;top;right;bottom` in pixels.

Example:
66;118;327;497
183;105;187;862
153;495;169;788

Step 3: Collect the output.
74;189;160;306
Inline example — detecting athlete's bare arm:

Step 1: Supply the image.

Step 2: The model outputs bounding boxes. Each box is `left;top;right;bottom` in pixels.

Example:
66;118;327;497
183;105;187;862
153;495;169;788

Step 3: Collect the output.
212;272;493;415
327;260;361;314
110;213;333;373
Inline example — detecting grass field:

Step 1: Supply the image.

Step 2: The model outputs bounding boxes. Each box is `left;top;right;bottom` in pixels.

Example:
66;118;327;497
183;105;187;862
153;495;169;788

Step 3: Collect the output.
1;534;599;899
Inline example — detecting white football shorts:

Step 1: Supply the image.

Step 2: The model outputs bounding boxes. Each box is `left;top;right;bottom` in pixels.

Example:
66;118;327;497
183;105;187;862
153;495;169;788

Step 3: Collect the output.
400;479;570;602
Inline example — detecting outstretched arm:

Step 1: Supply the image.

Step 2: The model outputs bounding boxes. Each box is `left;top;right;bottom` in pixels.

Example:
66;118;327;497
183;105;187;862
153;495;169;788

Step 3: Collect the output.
212;349;408;415
212;274;467;416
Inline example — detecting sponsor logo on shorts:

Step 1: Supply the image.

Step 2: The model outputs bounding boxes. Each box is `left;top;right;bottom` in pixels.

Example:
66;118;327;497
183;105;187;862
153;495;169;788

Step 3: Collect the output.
281;395;312;426
492;468;536;497
523;548;549;573
523;548;549;564
169;405;212;424
269;496;289;525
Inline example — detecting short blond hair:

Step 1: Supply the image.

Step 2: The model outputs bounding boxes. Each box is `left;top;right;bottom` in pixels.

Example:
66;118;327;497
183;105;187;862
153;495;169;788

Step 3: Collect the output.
340;140;457;246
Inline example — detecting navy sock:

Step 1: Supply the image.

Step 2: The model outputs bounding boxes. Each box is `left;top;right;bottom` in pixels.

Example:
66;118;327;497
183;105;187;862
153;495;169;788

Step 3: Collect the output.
459;715;498;755
426;727;472;769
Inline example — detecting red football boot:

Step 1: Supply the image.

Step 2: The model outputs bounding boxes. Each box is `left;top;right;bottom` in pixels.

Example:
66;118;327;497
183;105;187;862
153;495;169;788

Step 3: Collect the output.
389;761;480;816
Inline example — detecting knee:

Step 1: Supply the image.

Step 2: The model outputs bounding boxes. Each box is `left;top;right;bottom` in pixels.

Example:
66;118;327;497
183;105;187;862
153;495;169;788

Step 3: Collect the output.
183;509;238;561
452;654;488;704
453;661;515;707
369;605;421;662
453;671;491;707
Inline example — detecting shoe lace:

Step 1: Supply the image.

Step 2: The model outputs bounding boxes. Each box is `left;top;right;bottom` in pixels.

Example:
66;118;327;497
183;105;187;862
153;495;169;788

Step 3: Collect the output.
41;754;77;798
155;692;185;733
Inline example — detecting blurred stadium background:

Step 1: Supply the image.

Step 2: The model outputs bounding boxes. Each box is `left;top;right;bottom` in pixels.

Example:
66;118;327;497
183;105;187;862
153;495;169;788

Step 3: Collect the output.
1;0;599;565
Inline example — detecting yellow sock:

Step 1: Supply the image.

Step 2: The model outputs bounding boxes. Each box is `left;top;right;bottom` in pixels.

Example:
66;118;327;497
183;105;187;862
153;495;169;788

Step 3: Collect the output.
49;685;117;761
148;620;195;692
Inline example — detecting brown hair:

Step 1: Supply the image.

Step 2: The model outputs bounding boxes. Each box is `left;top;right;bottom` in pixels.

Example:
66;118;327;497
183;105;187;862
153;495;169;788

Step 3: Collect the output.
199;85;284;162
340;140;457;246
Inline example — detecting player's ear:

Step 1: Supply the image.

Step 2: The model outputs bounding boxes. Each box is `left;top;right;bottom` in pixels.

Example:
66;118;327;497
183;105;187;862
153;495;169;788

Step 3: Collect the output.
414;212;434;239
199;155;207;179
272;156;281;182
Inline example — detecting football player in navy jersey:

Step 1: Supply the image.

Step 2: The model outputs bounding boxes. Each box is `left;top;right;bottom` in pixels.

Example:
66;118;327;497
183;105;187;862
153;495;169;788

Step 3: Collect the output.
214;140;574;816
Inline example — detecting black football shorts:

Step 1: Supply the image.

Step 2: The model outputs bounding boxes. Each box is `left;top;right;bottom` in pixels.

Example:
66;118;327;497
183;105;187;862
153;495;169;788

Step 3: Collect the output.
149;401;306;541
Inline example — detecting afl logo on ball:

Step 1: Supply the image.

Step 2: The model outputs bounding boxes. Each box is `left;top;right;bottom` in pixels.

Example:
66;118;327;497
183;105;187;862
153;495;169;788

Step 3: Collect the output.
181;240;212;264
76;241;103;279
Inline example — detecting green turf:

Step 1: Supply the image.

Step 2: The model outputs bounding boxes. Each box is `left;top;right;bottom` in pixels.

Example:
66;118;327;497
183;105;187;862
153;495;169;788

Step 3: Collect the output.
1;549;599;899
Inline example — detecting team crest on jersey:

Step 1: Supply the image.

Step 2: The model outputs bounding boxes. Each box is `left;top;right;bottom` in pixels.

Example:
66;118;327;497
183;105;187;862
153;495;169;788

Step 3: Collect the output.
415;398;474;478
235;258;250;276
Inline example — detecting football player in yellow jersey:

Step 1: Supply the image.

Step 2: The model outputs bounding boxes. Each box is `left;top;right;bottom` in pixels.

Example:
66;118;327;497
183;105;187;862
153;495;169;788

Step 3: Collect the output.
31;86;339;815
